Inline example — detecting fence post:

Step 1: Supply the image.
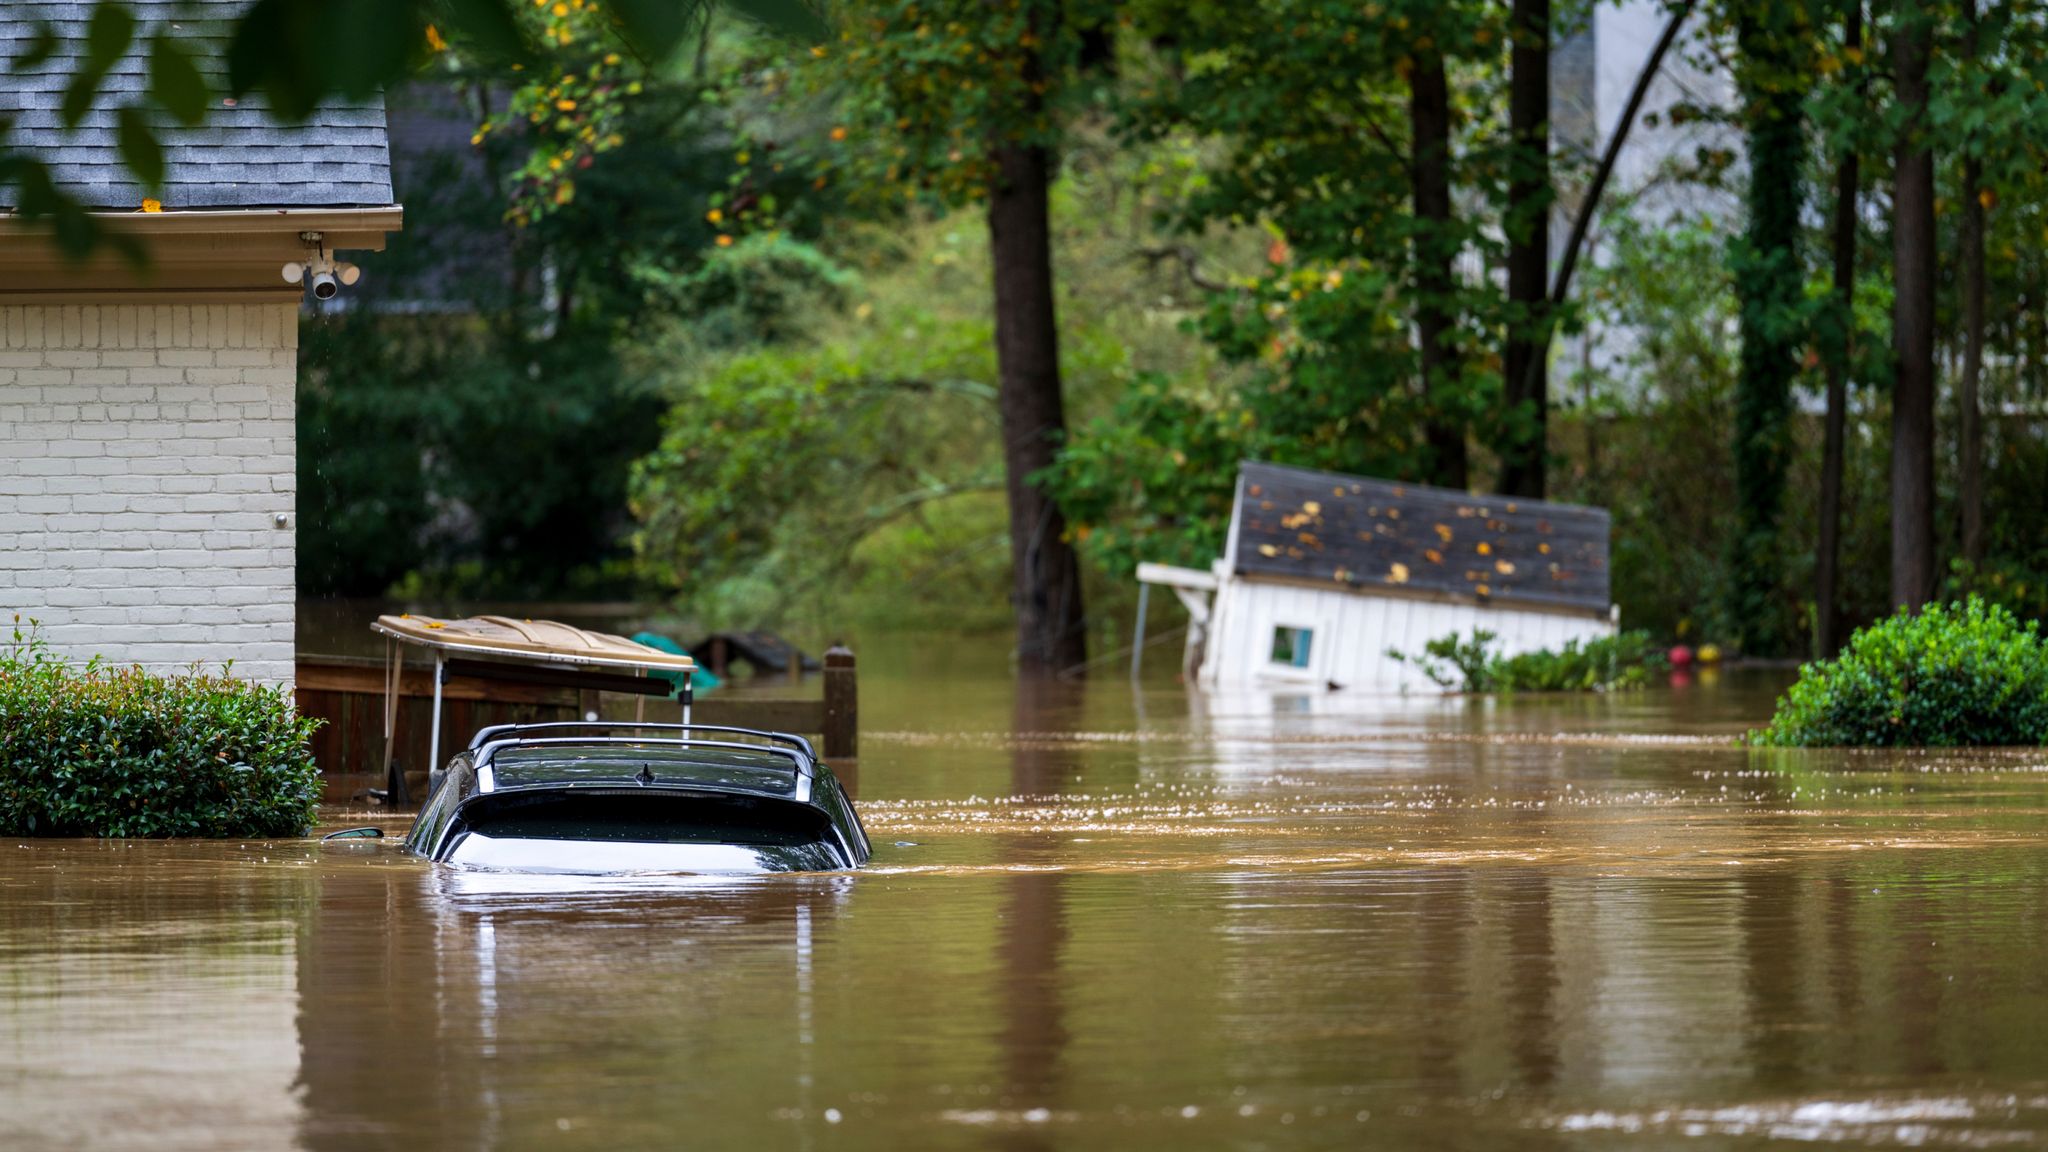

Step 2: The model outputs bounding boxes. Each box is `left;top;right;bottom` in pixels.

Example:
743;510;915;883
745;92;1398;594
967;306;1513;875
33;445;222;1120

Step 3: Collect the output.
822;645;857;760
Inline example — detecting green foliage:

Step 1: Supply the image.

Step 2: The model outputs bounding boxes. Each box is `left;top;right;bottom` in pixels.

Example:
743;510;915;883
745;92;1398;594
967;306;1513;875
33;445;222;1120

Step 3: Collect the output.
628;228;1002;624
1040;374;1248;579
1753;597;2048;747
1388;628;1665;694
626;130;1245;628
799;0;1113;208
637;233;861;350
299;313;665;599
0;623;321;838
1117;0;1513;488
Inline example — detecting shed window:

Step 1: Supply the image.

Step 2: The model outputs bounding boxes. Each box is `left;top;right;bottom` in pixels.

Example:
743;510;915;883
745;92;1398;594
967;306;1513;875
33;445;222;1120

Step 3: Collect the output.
1270;625;1313;668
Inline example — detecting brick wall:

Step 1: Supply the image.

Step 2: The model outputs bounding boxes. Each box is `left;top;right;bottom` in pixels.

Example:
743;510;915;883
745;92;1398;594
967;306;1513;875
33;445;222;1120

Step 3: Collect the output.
0;304;298;686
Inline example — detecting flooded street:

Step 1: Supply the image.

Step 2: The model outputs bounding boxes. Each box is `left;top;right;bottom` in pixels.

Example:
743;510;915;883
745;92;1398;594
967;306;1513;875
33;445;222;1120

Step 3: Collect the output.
6;641;2048;1150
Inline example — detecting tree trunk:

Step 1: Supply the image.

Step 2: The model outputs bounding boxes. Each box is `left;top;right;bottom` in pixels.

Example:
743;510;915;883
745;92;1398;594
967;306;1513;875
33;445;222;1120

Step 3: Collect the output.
1515;0;1694;433
1501;0;1551;500
1730;5;1806;658
1816;1;1861;656
989;137;1088;674
1959;0;1986;573
1891;0;1937;610
1410;43;1466;490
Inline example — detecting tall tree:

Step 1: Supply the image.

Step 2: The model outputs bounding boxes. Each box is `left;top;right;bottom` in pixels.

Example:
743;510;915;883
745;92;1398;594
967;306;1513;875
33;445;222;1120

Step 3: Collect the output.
1410;33;1468;490
1501;0;1551;499
1728;0;1809;655
1891;0;1938;609
989;11;1089;673
1816;2;1864;654
814;0;1095;672
1958;0;1987;573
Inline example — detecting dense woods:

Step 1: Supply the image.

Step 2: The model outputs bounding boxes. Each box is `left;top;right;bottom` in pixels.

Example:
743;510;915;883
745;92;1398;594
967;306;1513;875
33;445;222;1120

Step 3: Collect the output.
14;0;2048;668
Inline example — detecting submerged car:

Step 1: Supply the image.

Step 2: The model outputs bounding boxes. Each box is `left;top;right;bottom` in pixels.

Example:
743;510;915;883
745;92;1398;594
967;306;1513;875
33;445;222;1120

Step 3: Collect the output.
403;723;871;874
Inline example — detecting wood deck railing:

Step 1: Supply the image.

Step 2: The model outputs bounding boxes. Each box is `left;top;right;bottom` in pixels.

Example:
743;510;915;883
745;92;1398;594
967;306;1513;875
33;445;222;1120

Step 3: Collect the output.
294;647;857;805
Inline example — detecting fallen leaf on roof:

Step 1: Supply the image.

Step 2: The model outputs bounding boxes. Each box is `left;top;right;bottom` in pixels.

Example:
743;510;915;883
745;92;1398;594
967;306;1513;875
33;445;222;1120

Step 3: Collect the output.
1476;541;1492;556
1434;523;1453;543
1495;560;1515;574
1387;563;1410;584
1423;548;1443;563
1258;544;1280;557
1303;500;1321;515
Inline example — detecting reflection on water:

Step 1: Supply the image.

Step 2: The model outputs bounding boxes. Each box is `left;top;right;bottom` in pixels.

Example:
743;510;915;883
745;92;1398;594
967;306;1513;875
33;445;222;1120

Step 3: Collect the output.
7;644;2048;1148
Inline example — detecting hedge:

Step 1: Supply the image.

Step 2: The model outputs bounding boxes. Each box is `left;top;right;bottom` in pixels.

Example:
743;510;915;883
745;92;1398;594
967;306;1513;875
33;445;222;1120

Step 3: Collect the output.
1751;597;2048;747
0;623;322;837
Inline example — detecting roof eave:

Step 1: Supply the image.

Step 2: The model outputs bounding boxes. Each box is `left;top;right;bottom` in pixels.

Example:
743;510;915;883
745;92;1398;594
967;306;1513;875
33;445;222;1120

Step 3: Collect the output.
0;204;402;242
0;205;405;304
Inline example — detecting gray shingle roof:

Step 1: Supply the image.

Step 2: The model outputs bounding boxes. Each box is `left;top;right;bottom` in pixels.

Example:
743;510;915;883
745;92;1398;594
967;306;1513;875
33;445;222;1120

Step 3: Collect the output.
1231;461;1613;615
0;1;393;210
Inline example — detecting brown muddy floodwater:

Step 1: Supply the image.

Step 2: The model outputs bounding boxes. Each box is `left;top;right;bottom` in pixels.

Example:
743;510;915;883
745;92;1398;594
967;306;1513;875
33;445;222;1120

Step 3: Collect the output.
6;639;2048;1151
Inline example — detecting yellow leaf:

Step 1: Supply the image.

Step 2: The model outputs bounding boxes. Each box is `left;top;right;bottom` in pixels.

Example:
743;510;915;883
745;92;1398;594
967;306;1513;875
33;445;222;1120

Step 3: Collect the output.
1387;563;1410;584
424;24;446;51
139;199;162;213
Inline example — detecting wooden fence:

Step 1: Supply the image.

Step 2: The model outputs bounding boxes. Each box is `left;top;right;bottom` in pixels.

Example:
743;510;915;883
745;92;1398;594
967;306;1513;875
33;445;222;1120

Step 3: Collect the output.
295;647;857;805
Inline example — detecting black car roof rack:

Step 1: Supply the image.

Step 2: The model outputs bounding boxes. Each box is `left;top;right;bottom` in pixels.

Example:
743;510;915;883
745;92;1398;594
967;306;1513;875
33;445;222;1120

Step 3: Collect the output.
466;721;820;765
471;737;815;785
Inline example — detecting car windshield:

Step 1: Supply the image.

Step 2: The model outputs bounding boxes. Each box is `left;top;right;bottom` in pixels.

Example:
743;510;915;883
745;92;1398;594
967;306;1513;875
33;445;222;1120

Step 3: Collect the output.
460;790;828;845
443;792;846;874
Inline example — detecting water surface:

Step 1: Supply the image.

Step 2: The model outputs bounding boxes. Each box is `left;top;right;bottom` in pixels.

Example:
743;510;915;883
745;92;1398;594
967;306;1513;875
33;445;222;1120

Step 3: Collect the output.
6;643;2048;1150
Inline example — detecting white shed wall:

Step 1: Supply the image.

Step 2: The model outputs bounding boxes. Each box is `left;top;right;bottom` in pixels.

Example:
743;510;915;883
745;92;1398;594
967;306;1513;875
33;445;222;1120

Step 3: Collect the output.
0;304;297;685
1201;577;1614;692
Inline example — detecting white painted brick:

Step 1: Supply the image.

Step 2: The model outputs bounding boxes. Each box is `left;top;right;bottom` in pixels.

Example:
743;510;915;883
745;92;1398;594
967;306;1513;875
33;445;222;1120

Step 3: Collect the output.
0;303;300;686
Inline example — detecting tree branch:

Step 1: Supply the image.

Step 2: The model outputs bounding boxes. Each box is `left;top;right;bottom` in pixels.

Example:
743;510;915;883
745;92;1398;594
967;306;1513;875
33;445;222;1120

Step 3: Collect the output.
1134;243;1228;293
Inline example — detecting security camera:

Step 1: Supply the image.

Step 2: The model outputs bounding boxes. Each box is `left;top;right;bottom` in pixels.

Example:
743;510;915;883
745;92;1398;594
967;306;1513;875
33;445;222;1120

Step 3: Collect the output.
282;236;363;298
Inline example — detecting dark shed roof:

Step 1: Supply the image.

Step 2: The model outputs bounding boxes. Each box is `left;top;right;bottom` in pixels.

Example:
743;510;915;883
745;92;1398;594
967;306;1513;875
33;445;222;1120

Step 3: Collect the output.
0;1;393;210
1230;461;1612;615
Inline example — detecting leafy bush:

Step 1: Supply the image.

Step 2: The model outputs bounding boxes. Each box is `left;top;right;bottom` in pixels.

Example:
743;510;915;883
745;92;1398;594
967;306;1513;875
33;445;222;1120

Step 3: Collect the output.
0;625;322;837
1390;629;1664;693
1751;597;2048;747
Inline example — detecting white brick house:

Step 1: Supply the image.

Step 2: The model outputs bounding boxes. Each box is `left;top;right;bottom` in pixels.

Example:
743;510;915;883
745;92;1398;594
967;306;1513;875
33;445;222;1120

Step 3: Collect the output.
0;4;400;686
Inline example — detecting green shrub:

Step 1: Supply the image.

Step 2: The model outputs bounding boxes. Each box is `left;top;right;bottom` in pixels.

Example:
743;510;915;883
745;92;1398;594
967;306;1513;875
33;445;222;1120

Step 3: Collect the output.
0;624;322;837
1751;597;2048;747
1389;629;1664;693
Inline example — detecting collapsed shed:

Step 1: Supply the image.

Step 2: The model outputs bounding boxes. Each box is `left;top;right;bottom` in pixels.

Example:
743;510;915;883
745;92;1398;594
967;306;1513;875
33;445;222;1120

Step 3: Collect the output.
1139;461;1618;690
